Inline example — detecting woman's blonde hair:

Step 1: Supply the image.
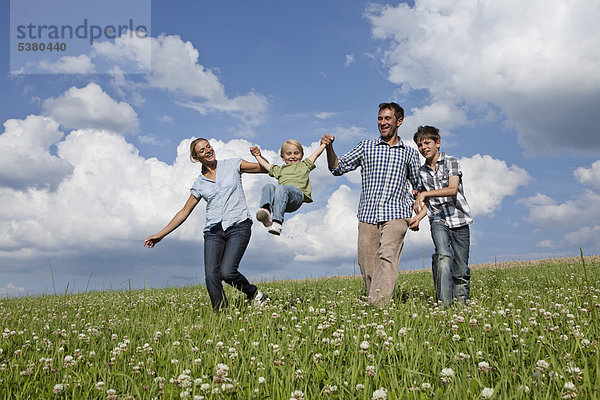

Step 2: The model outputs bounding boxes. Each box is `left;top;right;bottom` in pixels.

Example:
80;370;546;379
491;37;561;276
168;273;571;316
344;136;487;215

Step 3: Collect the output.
280;139;304;158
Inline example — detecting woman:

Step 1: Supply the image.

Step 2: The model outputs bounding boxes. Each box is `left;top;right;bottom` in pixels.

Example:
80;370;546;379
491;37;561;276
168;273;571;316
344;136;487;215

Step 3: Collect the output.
144;138;267;311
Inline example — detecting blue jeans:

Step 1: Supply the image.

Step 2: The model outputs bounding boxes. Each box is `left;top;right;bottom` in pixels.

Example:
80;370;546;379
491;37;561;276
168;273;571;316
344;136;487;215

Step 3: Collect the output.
260;184;304;223
203;219;257;311
430;222;471;306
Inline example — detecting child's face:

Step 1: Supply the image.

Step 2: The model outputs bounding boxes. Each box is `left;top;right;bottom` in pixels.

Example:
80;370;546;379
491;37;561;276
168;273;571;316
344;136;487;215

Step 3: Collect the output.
417;138;440;159
281;143;302;164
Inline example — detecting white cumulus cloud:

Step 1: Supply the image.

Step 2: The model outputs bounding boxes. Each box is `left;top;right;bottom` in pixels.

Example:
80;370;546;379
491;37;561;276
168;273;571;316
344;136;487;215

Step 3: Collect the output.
459;154;531;217
574;160;600;190
42;83;139;134
366;0;600;153
38;54;95;74
0;115;72;190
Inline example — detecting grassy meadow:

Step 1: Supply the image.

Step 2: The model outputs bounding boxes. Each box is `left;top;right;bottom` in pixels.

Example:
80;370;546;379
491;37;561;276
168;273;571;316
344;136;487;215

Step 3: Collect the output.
1;256;599;399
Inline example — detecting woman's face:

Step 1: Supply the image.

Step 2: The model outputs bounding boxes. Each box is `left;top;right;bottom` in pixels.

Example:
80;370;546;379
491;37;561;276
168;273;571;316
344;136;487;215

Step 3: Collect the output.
193;140;216;164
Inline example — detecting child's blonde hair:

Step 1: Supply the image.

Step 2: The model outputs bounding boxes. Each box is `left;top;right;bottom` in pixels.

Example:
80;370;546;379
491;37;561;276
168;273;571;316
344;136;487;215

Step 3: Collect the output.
280;139;304;158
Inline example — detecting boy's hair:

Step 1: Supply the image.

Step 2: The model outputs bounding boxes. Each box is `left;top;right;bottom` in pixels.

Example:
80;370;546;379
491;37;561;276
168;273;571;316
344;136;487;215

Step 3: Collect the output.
280;139;304;158
189;137;209;162
413;125;441;144
378;102;404;121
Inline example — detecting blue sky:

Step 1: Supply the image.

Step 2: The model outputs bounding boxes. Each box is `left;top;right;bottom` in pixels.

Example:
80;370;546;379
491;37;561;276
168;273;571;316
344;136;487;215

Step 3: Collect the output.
2;0;600;297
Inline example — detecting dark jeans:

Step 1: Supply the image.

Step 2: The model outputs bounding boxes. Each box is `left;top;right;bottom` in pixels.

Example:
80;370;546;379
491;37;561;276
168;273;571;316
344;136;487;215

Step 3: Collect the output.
204;219;257;310
430;223;471;306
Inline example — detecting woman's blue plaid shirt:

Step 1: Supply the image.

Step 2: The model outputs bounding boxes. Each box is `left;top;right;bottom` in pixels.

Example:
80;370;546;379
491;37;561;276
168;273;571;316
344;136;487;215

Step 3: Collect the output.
330;137;421;224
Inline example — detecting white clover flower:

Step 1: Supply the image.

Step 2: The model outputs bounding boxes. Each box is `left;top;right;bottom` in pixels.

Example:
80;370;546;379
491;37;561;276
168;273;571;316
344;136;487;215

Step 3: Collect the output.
478;361;490;372
372;387;387;399
366;365;376;376
360;341;370;350
481;387;494;399
441;367;455;383
452;334;460;342
53;384;64;394
194;358;202;366
356;383;365;391
258;376;266;384
95;381;105;391
421;382;432;390
536;359;550;371
562;382;577;399
200;383;211;392
290;390;304;400
483;324;492;332
194;378;203;387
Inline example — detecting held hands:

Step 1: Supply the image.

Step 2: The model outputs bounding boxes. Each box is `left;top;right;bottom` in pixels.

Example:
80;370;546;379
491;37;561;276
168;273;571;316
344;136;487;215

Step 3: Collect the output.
320;134;335;147
250;145;262;158
408;217;421;231
413;192;426;213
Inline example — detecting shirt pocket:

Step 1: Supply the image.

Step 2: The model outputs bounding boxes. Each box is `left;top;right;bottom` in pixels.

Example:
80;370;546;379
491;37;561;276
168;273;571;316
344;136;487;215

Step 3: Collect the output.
436;169;449;189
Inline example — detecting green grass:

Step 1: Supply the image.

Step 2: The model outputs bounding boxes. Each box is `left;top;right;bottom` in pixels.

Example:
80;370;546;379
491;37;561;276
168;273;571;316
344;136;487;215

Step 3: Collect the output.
1;258;599;399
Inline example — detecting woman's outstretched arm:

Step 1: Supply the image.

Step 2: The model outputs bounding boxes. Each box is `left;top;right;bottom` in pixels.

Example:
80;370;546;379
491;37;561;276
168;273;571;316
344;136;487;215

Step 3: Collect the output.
144;194;200;248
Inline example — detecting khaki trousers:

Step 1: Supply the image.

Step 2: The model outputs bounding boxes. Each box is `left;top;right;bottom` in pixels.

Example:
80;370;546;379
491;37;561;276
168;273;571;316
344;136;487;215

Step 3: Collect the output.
358;219;409;306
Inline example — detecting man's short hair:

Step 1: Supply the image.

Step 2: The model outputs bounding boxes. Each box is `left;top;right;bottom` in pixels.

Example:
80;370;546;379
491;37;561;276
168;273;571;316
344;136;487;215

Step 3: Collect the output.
413;125;441;144
378;102;404;121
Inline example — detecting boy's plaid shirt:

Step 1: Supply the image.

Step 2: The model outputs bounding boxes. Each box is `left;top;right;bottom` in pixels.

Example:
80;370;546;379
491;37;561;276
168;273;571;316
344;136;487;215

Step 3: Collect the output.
418;152;473;228
331;137;421;223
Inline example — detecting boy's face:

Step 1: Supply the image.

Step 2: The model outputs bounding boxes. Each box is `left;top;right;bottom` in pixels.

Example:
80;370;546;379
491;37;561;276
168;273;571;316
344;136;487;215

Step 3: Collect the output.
281;143;302;164
416;138;440;159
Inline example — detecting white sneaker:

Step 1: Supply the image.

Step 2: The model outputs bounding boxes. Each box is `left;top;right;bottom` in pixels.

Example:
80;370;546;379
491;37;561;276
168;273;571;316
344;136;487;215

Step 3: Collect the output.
256;208;272;227
253;290;267;305
268;221;282;235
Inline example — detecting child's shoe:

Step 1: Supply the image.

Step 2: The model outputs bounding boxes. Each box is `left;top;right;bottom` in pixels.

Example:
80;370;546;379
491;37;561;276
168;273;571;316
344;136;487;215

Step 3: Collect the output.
268;221;282;236
256;208;272;227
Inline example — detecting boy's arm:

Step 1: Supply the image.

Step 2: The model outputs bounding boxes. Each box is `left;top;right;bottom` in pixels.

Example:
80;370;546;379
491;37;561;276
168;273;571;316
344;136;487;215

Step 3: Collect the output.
249;146;272;172
321;134;339;170
307;143;327;163
415;175;460;212
409;202;428;231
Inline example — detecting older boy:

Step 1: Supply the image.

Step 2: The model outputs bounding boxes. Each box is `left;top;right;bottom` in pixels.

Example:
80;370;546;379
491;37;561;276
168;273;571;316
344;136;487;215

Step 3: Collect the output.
410;126;473;306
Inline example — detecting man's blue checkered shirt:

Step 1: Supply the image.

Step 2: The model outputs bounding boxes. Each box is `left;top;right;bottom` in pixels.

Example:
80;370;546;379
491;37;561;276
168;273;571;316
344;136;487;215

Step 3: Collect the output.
330;137;421;224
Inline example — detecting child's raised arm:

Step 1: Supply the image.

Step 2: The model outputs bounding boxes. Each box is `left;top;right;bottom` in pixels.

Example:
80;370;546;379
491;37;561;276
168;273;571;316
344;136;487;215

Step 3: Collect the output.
250;145;272;171
307;143;327;164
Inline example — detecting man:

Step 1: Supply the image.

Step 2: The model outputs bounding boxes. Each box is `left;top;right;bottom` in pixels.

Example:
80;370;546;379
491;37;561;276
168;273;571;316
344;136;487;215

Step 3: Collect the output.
321;102;421;306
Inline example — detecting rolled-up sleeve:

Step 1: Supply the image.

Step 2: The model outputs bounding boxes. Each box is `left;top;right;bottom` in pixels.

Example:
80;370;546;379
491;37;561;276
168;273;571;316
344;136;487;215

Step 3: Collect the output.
330;141;364;176
406;149;422;191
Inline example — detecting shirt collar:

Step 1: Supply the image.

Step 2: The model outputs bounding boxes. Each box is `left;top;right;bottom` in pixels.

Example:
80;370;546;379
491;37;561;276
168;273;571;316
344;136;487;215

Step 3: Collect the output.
376;136;405;148
422;152;446;171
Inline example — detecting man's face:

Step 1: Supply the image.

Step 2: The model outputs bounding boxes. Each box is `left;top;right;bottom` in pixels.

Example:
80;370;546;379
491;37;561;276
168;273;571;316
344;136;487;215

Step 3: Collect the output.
378;108;402;141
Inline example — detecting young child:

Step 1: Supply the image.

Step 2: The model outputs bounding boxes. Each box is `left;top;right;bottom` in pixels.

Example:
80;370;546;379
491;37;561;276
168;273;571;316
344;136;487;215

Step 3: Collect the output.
409;126;473;306
250;139;326;235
